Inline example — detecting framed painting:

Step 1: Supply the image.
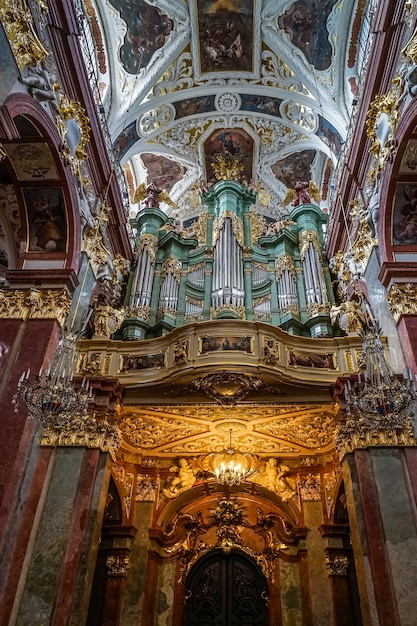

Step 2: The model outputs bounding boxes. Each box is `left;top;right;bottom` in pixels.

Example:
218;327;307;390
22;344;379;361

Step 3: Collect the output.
392;182;417;246
191;0;261;80
23;187;67;253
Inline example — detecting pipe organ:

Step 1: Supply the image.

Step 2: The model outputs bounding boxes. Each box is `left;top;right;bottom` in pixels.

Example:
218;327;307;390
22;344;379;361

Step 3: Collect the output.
128;234;157;320
212;216;244;310
124;181;334;340
299;231;330;316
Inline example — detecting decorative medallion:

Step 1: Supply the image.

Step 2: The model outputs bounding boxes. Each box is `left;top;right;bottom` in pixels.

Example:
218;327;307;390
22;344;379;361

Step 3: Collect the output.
215;92;241;113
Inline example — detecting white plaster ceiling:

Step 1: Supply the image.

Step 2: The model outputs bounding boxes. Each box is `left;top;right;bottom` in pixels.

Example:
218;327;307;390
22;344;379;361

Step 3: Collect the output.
88;0;361;219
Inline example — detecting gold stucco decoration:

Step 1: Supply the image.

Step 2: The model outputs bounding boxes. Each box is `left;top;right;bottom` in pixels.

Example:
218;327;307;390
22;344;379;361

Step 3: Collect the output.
248;459;297;500
212;153;244;181
275;254;296;281
93;304;125;337
212;211;244;247
249;212;266;244
160;257;182;283
41;414;121;460
54;87;91;181
164;501;291;584
299;230;322;261
0;0;48;70
386;283;417;323
366;77;401;181
136;234;158;264
0;288;70;326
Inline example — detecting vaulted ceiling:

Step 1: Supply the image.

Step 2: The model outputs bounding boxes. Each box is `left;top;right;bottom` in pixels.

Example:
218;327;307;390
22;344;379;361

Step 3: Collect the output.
88;0;361;220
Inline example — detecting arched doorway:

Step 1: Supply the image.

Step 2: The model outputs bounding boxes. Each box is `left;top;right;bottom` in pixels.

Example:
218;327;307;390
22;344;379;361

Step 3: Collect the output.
183;549;269;626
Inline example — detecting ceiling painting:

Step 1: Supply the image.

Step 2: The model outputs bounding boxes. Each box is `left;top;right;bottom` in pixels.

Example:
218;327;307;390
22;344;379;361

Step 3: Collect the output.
140;153;186;192
109;0;173;74
278;0;338;71
174;95;216;119
204;128;254;182
194;0;256;75
317;116;343;157
271;150;316;189
114;121;139;160
240;94;283;118
84;0;358;214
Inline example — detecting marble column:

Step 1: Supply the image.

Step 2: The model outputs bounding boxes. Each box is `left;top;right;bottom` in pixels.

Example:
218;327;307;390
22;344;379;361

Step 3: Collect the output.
9;446;112;626
342;447;417;626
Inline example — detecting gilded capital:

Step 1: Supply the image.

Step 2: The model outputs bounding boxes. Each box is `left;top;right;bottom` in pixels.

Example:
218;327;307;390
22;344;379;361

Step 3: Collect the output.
335;416;416;459
325;555;349;576
41;414;121;460
0;288;70;326
387;283;417;323
106;555;130;576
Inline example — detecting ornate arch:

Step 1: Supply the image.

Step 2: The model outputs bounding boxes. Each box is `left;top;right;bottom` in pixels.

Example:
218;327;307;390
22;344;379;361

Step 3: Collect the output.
0;92;82;288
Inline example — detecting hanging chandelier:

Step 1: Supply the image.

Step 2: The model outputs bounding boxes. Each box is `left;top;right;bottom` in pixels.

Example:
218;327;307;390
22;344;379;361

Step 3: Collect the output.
12;332;91;425
343;328;416;429
212;429;255;487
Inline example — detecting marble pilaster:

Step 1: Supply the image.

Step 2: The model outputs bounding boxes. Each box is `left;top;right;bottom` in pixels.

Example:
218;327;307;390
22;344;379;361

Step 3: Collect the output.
343;447;417;626
12;446;111;626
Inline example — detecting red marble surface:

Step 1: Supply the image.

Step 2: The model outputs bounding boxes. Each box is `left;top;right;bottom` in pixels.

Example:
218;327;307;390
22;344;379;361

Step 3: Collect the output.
354;450;400;626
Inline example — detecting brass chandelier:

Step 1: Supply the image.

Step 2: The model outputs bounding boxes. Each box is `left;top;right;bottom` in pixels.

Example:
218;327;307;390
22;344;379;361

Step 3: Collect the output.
343;328;416;428
12;332;90;425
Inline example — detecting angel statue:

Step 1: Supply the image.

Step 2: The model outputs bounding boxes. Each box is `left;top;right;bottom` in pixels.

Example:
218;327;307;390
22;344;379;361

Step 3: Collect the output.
280;181;321;207
133;181;176;209
330;300;367;334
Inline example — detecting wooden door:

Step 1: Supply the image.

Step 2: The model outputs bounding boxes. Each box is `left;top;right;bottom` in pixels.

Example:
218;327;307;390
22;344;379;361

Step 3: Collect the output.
184;550;268;626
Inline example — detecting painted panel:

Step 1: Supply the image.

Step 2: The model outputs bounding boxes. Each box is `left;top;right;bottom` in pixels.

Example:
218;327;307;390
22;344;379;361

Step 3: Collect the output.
278;0;337;71
392;183;417;245
192;0;260;79
23;187;67;253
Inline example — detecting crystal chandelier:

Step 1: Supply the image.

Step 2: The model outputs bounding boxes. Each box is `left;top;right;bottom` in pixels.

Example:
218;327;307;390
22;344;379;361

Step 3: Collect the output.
12;332;91;425
213;429;253;487
343;328;416;428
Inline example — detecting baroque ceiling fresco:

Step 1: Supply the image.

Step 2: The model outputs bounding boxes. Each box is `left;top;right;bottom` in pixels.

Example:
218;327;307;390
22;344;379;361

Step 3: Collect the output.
94;0;359;221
